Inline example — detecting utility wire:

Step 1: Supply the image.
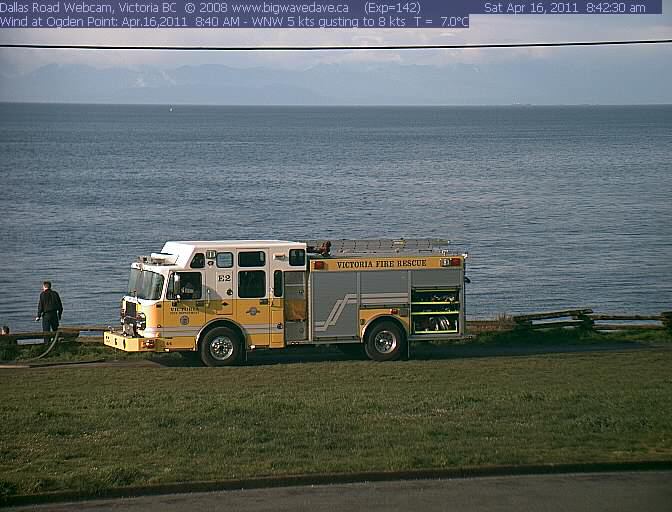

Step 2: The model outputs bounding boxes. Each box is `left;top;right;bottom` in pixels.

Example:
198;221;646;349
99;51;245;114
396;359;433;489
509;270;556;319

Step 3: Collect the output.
1;39;671;51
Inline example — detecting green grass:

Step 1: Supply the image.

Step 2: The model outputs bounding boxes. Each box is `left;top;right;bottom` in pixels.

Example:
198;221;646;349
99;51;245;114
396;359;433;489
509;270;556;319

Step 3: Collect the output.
0;339;160;364
1;348;671;501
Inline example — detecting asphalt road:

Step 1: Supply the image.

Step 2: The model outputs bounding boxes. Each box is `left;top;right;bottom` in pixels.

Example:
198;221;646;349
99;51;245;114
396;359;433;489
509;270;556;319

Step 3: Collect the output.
8;472;672;512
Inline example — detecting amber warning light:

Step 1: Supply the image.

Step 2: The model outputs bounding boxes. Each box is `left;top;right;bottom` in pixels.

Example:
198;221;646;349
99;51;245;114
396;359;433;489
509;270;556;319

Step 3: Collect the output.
441;258;462;267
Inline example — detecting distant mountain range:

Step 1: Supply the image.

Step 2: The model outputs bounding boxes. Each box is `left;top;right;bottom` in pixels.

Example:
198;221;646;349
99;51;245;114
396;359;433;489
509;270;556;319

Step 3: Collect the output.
1;58;670;105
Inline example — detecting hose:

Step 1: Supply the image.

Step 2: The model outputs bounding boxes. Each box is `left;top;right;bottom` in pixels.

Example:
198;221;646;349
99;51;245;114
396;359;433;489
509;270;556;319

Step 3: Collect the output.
25;331;61;362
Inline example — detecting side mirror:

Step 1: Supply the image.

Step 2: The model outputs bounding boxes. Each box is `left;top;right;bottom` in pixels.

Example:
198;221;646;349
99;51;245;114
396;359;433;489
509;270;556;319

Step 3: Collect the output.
168;273;181;300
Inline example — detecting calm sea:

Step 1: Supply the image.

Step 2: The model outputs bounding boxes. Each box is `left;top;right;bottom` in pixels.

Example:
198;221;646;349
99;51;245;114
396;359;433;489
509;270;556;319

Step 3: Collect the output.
0;103;670;333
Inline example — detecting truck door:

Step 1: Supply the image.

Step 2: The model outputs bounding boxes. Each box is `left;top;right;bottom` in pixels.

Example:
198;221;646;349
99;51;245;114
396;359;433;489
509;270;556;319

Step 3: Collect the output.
283;271;308;343
164;270;207;345
268;247;307;348
234;249;271;348
270;269;285;348
212;251;234;316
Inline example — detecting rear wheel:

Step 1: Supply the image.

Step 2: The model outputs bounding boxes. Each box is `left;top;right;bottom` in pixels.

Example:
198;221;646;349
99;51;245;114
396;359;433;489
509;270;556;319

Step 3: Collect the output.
364;321;406;362
200;327;242;367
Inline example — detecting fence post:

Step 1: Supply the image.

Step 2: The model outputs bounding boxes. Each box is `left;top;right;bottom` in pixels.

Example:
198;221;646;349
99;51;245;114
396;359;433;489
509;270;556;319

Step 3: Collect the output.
662;312;672;332
576;312;594;332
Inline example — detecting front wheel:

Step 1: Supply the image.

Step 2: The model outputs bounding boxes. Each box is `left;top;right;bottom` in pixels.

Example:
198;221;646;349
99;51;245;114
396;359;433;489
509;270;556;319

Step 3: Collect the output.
200;327;242;367
364;321;406;362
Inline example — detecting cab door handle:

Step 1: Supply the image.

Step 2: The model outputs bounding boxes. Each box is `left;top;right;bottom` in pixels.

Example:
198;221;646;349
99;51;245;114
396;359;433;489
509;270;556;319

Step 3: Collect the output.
259;298;269;305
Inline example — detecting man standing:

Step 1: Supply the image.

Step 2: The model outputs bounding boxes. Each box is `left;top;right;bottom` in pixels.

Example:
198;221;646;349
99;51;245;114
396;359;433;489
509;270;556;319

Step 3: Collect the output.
35;281;63;343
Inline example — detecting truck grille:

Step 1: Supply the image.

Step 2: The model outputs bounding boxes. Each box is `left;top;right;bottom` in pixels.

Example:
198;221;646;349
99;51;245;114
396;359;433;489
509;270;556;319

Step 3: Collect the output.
124;300;137;319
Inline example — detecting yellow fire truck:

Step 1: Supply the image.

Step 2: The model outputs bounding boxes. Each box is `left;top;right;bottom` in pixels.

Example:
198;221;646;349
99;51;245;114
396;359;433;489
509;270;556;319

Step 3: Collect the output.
104;239;467;365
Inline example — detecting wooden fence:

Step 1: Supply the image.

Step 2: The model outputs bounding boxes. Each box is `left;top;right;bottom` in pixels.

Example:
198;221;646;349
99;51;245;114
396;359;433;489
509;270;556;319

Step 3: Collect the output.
511;309;672;332
0;326;108;360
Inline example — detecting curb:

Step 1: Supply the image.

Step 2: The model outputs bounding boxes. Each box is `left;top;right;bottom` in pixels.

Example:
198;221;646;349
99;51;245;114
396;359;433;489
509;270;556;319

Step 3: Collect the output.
3;460;672;508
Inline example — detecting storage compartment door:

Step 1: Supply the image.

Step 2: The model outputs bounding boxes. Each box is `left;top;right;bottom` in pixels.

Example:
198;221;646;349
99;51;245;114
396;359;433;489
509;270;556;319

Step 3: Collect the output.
312;271;358;339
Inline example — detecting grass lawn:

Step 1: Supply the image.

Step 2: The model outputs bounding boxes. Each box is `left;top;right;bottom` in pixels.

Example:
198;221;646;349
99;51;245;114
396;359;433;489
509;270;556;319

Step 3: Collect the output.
1;345;671;501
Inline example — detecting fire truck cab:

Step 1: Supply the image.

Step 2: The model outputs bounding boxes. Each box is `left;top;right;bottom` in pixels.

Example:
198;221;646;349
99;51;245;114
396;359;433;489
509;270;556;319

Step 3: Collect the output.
104;239;467;365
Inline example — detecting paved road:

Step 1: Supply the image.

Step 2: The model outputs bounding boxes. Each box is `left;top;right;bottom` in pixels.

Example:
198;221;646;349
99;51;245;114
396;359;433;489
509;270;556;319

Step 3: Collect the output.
8;472;672;512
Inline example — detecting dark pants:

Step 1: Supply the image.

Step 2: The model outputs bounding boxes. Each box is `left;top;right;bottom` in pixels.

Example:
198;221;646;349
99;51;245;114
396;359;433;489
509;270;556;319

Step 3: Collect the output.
42;312;59;344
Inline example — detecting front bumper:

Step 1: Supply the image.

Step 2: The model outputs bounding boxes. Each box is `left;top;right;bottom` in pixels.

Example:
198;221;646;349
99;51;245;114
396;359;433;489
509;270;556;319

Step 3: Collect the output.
104;330;162;352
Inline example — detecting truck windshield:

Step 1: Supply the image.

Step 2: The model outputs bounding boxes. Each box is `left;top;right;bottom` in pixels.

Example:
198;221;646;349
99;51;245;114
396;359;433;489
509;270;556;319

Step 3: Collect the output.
128;268;165;301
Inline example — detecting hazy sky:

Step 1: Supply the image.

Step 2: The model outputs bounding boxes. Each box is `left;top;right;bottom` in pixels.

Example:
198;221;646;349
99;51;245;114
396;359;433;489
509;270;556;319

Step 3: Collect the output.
0;1;671;103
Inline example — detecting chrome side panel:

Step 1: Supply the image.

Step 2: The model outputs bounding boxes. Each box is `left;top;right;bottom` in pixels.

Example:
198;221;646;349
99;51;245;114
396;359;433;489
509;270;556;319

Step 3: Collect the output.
311;271;359;339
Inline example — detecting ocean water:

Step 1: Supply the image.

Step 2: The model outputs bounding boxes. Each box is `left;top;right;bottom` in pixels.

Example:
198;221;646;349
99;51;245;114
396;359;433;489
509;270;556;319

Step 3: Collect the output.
0;103;670;333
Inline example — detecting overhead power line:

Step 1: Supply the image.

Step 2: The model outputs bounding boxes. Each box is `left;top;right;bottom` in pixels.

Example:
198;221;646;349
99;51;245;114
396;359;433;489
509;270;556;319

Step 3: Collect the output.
1;39;671;51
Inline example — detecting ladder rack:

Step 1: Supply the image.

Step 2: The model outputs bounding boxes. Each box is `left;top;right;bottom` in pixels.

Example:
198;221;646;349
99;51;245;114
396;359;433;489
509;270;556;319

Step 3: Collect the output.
302;238;454;257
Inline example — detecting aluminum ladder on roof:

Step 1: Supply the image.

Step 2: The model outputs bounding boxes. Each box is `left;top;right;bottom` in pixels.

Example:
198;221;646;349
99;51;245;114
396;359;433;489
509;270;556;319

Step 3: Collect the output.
301;238;451;256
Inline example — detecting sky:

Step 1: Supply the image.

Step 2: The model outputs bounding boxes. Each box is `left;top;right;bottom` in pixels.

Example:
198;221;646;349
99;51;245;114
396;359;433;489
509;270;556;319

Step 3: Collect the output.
0;1;671;103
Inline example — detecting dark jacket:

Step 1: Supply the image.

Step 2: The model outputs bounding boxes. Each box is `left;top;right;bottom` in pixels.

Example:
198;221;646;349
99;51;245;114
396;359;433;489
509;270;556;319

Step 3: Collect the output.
38;289;63;319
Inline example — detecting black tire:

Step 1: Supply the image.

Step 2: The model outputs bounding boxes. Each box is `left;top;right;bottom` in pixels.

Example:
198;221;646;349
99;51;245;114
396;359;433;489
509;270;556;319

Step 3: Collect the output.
364;321;406;362
200;327;242;367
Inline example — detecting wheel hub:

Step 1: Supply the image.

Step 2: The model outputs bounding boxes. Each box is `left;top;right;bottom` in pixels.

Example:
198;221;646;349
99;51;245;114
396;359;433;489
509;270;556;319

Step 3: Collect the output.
374;330;397;354
210;336;234;360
